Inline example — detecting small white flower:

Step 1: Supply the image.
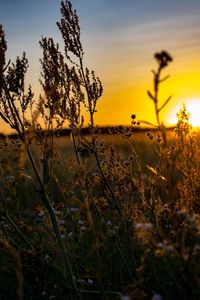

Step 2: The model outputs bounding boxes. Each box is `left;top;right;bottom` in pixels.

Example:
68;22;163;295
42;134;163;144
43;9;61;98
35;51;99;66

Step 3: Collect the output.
100;159;106;166
165;245;174;252
5;176;15;183
80;226;86;231
87;279;93;285
135;223;143;230
78;220;84;225
152;292;162;300
123;160;130;167
53;210;61;215
121;296;131;300
135;223;152;231
98;139;105;147
38;211;45;218
143;223;153;231
16;139;22;147
77;278;85;284
70;207;79;213
106;220;112;226
187;214;197;223
195;245;200;252
45;255;51;263
157;242;164;248
68;232;73;239
92;172;99;177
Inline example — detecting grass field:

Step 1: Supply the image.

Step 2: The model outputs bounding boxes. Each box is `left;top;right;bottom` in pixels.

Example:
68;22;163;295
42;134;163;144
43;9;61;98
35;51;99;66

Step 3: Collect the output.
1;124;200;299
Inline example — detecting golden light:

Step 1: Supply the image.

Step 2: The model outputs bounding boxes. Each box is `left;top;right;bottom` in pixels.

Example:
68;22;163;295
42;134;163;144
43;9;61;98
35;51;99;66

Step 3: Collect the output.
167;99;200;127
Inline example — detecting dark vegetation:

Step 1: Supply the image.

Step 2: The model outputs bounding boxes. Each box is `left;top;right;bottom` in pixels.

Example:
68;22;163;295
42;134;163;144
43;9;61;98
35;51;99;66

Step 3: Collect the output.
0;1;200;299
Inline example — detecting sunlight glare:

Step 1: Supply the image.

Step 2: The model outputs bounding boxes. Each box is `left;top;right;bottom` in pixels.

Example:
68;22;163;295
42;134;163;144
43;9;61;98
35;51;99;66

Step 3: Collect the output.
167;99;200;127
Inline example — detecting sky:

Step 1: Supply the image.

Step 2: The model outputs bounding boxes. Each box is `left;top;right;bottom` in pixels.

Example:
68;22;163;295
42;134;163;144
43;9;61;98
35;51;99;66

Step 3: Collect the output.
1;0;200;132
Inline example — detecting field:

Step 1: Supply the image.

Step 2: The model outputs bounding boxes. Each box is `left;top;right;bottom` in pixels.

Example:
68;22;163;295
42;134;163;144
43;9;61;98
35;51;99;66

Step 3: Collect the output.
1;1;200;299
1;124;200;300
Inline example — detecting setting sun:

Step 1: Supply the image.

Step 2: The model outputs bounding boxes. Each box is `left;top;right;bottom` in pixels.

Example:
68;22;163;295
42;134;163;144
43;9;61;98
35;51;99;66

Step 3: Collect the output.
167;99;200;127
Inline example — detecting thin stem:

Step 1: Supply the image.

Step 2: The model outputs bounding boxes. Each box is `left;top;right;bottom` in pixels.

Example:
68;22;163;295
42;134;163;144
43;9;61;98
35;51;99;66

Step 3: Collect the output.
3;212;32;249
93;150;125;223
26;147;78;292
79;57;94;128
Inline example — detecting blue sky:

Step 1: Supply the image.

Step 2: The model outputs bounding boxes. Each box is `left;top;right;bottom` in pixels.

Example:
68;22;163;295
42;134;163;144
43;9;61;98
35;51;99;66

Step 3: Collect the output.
1;0;200;128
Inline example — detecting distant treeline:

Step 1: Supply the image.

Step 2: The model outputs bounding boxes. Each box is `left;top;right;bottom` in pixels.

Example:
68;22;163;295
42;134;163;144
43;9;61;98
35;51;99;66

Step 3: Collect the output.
0;125;175;139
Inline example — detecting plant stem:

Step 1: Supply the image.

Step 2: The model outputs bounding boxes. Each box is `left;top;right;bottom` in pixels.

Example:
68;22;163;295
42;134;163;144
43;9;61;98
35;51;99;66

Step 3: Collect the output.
3;212;32;249
26;147;78;292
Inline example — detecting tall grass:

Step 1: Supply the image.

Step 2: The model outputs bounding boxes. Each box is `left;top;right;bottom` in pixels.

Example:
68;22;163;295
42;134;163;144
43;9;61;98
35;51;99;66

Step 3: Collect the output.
0;1;200;299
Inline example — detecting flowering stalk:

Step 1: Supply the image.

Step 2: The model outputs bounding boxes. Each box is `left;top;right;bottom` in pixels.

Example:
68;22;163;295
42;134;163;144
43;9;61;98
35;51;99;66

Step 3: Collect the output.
147;50;173;146
0;25;78;293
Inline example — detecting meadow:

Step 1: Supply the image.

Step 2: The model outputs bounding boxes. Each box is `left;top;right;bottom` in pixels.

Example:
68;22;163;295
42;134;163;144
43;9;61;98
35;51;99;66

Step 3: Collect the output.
1;1;200;299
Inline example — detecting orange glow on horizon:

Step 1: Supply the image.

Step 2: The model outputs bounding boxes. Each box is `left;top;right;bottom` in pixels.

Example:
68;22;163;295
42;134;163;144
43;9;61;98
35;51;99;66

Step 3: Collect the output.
166;98;200;127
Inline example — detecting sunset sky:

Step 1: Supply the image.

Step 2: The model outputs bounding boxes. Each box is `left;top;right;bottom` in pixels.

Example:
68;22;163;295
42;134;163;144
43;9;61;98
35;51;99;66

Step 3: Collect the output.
1;0;200;132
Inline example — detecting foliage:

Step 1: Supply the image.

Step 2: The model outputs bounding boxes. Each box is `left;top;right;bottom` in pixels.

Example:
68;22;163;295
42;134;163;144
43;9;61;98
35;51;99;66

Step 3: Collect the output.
0;1;200;299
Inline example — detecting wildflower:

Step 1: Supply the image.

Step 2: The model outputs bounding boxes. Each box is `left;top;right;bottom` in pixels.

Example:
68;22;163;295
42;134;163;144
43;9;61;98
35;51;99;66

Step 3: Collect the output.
98;139;105;147
143;223;153;231
68;232;73;239
157;135;162;143
115;162;120;168
106;220;112;226
38;211;45;218
87;279;93;285
5;176;15;183
121;296;131;300
152;292;162;300
92;172;99;177
157;241;174;253
154;50;173;68
195;245;200;252
45;255;51;263
80;226;86;231
70;207;79;213
53;209;61;215
135;223;143;230
100;159;106;166
135;223;153;232
129;154;135;161
61;234;65;240
131;114;136;120
146;131;153;140
16;139;22;147
77;279;85;284
163;204;170;212
146;131;151;136
187;214;197;224
123;160;130;167
176;209;186;218
78;219;84;225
